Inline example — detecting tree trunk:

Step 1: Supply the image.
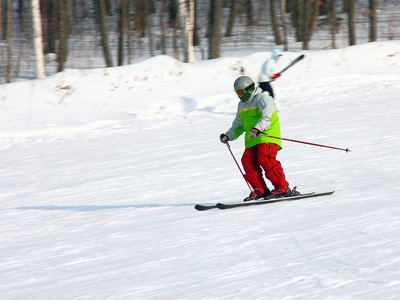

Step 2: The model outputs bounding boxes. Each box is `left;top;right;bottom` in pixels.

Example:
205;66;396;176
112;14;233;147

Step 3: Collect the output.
347;0;356;45
160;0;167;54
281;0;288;50
330;0;337;48
225;0;237;37
134;0;147;37
17;0;24;29
32;0;45;78
105;0;113;16
173;11;179;59
0;0;2;41
369;0;377;42
302;0;311;50
118;0;128;66
193;0;200;46
168;0;178;27
208;0;222;59
43;0;57;54
127;0;134;63
270;0;282;45
0;0;2;82
179;0;195;62
6;0;12;83
96;0;113;67
57;0;69;72
187;0;195;62
295;0;303;42
146;1;154;57
307;0;321;46
246;0;253;26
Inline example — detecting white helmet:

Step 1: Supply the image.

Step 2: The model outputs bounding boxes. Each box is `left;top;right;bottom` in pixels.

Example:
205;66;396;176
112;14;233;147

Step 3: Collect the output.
234;76;254;91
234;76;255;102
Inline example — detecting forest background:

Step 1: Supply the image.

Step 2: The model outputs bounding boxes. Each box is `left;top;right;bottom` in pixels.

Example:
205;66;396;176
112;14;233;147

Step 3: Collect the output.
0;0;399;84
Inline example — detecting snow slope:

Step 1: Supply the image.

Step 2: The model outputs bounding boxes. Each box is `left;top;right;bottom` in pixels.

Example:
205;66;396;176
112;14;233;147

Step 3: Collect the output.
1;41;400;299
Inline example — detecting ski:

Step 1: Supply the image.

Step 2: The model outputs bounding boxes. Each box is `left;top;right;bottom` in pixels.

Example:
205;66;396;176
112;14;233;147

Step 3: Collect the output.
194;204;218;211
216;191;334;210
278;54;305;76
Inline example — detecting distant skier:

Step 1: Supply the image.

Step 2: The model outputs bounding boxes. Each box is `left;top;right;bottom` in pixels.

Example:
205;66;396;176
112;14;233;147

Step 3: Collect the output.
258;49;283;98
219;75;291;201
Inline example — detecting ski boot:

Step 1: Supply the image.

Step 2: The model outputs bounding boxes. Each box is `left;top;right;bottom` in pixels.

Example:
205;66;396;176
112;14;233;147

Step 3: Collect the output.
244;186;271;201
270;185;292;198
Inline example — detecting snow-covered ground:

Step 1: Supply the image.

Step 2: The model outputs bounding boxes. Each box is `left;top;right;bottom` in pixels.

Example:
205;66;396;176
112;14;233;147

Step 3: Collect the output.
1;40;400;299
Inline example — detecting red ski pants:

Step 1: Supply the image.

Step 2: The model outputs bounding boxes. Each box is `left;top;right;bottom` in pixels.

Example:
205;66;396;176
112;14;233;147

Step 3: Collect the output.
241;143;289;190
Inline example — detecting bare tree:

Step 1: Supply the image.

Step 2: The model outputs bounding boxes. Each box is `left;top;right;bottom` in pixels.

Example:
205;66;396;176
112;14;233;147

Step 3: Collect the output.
369;0;377;42
169;0;180;59
270;0;282;45
134;0;155;38
146;1;154;57
193;1;201;47
225;0;238;37
0;0;2;83
347;0;356;45
179;0;195;62
246;0;253;26
159;0;167;54
302;0;312;49
302;0;321;50
6;0;12;83
42;0;57;54
0;0;4;40
310;0;321;40
135;0;145;37
329;0;337;49
296;0;303;42
57;0;69;72
96;0;113;67
32;0;45;78
127;0;135;63
208;0;222;59
118;0;129;66
188;0;195;61
281;0;288;50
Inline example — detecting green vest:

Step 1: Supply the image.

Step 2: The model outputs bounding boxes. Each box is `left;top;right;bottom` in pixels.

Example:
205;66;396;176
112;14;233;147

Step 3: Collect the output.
233;105;282;149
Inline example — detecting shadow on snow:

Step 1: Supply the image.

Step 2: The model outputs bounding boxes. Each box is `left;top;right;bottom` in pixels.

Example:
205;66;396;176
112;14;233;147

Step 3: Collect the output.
14;203;198;211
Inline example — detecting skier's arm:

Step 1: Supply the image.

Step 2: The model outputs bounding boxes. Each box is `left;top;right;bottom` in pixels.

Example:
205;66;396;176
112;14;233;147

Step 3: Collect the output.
253;94;275;132
265;60;275;77
225;112;244;141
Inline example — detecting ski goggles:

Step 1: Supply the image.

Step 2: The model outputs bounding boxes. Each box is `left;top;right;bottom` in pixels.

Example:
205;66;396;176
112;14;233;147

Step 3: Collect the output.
235;83;255;96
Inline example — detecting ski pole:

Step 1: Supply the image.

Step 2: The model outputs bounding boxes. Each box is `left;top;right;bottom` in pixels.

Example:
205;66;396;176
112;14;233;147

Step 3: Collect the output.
259;134;351;152
226;142;254;192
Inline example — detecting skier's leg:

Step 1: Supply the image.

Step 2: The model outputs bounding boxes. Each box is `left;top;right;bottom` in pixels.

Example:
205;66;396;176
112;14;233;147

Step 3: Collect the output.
258;82;274;98
265;83;274;98
258;82;268;92
256;143;288;189
241;146;266;191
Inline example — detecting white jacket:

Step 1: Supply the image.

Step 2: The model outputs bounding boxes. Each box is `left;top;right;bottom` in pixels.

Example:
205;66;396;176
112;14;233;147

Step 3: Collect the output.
258;49;283;82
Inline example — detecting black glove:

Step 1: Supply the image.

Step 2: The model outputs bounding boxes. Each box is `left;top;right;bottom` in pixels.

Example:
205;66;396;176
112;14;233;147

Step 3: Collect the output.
220;133;229;144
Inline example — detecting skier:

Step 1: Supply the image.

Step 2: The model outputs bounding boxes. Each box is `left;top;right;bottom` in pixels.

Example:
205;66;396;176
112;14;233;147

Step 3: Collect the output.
219;75;291;201
258;49;283;98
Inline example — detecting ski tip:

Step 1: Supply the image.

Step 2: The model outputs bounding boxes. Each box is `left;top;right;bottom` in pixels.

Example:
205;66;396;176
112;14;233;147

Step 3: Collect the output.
194;204;217;211
194;204;207;211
